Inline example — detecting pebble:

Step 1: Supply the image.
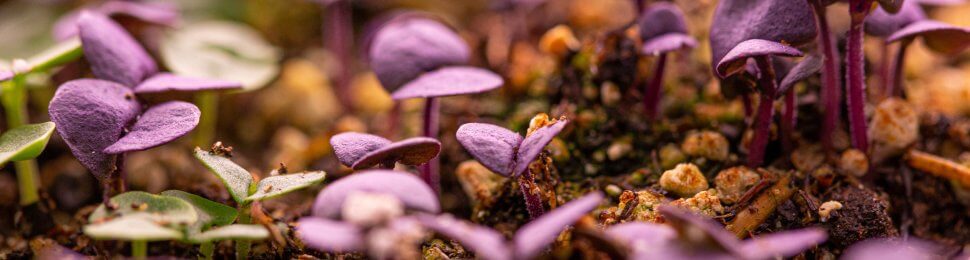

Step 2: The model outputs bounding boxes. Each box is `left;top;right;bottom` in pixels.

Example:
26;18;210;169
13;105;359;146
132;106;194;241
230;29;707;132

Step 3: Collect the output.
660;163;709;198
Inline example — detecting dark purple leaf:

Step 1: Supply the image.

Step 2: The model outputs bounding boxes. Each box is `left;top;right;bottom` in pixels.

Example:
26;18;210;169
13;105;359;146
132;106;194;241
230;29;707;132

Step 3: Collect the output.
368;16;469;93
53;1;179;41
455;123;522;176
658;205;741;254
842;238;940;260
709;0;816;73
739;228;827;259
865;0;926;37
48;79;140;180
512;120;568;176
416;213;512;260
103;101;200;154
133;73;242;94
715;39;803;78
390;66;504;100
353;137;441;169
311;170;439;219
513;192;604;259
886;20;970;54
297;217;365;252
77;11;157;87
639;3;689;41
330;132;392;167
641;33;698;55
777;54;823;96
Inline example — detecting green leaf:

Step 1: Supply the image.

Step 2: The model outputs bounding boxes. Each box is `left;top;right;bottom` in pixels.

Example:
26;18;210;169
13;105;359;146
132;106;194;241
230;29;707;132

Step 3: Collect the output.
160;21;281;91
246;171;326;202
194;147;254;204
26;38;82;73
187;224;269;243
89;191;198;226
84;216;183;241
0;121;55;164
160;190;236;231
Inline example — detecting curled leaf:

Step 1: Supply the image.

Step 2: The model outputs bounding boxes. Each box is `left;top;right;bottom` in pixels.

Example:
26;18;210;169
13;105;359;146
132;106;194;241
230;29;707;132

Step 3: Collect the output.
104;101;201;154
0;122;55;165
513;120;568;176
456;123;522;176
311;170;439;219
246;171;326;202
330;132;392;167
777;54;823;96
390;66;504;100
194;147;254;204
715;39;804;78
353;137;441;169
297;217;365;252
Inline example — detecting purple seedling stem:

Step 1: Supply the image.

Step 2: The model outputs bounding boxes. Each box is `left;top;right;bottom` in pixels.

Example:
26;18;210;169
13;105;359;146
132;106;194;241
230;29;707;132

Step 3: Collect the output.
807;0;842;150
846;0;872;152
321;0;354;109
637;3;697;119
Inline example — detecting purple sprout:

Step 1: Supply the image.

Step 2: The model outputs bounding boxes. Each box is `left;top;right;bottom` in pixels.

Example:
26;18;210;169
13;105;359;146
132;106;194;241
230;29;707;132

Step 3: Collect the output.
48;12;240;202
330;132;441;170
53;0;179;41
368;15;504;193
455;119;568;219
637;2;697;119
803;0;842;150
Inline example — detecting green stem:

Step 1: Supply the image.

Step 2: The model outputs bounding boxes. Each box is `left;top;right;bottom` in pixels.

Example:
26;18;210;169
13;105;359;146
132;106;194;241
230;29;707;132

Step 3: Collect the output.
200;241;215;260
235;203;252;260
194;92;219;147
132;240;147;260
3;70;40;206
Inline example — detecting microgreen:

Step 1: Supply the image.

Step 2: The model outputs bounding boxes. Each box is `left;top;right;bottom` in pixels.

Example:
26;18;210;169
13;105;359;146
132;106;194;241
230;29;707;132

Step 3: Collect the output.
0;122;55;167
804;0;845;150
330;132;441;169
53;0;179;41
637;2;697;119
456;118;568;218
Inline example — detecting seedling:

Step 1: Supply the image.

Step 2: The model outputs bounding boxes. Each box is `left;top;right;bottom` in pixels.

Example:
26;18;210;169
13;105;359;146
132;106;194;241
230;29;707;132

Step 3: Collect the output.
455;117;568;218
605;206;827;259
330;132;441;169
368;14;504;193
803;0;844;150
53;0;179;41
637;2;697;119
414;192;604;260
194;146;326;259
48;12;241;202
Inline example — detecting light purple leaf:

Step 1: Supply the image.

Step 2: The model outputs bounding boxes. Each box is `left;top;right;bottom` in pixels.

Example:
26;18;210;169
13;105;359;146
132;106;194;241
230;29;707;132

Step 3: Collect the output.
330;132;392;167
777;54;823;96
353;137;441;169
513;120;568;176
715;39;803;78
297;217;365;252
915;0;966;5
710;0;816;74
605;222;676;246
416;213;512;260
103;101;200;154
77;11;157;87
390;66;504;100
865;0;926;37
53;1;179;41
657;205;741;254
49;79;140;180
513;192;604;259
739;228;827;259
455;123;523;176
369;16;470;93
133;73;242;94
638;3;689;41
0;71;12;82
641;33;697;55
886;20;970;55
842;238;940;260
311;170;439;219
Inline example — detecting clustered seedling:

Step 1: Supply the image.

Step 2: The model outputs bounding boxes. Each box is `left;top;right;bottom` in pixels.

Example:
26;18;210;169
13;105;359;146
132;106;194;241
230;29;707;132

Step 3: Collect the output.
330;132;440;169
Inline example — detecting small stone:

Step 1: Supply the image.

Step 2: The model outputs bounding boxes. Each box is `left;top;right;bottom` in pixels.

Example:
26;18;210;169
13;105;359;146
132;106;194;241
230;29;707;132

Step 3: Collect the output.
600;82;622;106
869;98;919;150
607;138;632;161
714;166;761;204
539;25;579;57
659;144;686;170
660;163;709;198
681;130;730;161
614;190;666;223
342;192;404;227
818;200;843;222
839;149;869;177
670;189;724;217
605;185;623;197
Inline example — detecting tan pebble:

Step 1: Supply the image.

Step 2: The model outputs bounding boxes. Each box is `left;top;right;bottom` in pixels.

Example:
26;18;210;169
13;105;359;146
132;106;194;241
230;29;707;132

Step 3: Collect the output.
681;130;730;161
660;163;709;198
714;166;761;204
839;149;869;177
818;201;843;222
869;98;919;150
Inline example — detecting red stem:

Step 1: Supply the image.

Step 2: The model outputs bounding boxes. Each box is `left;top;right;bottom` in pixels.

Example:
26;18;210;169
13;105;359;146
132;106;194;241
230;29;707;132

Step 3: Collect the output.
421;98;440;194
846;18;869;152
748;57;777;167
644;53;667;119
385;102;401;139
324;0;354;110
518;170;545;219
811;3;842;151
887;40;910;98
782;90;797;153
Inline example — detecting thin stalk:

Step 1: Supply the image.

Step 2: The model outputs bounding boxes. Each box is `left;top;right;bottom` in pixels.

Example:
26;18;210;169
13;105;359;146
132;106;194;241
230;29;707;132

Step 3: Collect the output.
131;240;147;260
748;57;777;167
385;102;400;139
200;241;215;260
878;43;891;99
846;15;869;152
235;203;252;260
887;40;911;98
811;2;842;151
643;53;667;119
420;98;440;194
741;92;753;122
517;170;545;219
193;92;219;147
324;0;354;110
782;90;797;153
2;67;41;206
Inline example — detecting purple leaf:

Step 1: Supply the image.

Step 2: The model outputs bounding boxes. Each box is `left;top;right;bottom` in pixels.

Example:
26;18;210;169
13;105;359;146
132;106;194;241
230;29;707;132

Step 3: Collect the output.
865;0;926;37
886;20;970;55
709;0;816;74
915;0;966;5
641;33;698;55
657;205;741;254
330;132;392;167
777;54;823;96
842;238;940;260
605;222;676;247
638;2;689;41
513;120;568;176
369;16;470;93
455;123;523;176
513;192;604;259
416;213;512;260
103;101;201;154
739;228;827;259
311;170;439;219
77;11;157;87
48;79;140;180
0;71;11;82
133;73;242;94
53;1;179;41
715;39;803;78
353;137;441;169
390;66;504;100
297;217;365;252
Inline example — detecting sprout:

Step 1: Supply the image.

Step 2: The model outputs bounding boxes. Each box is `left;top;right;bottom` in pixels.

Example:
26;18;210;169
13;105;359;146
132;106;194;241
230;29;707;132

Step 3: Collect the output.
368;14;504;193
803;0;843;150
455;118;568;218
637;2;697;119
330;132;441;169
52;0;179;41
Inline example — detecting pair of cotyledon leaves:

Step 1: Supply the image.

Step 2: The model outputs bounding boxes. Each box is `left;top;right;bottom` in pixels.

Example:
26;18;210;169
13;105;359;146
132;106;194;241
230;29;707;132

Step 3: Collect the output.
84;191;268;243
455;120;568;177
637;3;697;56
866;0;970;55
330;132;440;169
367;13;504;100
48;12;242;181
193;147;327;205
297;169;605;260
